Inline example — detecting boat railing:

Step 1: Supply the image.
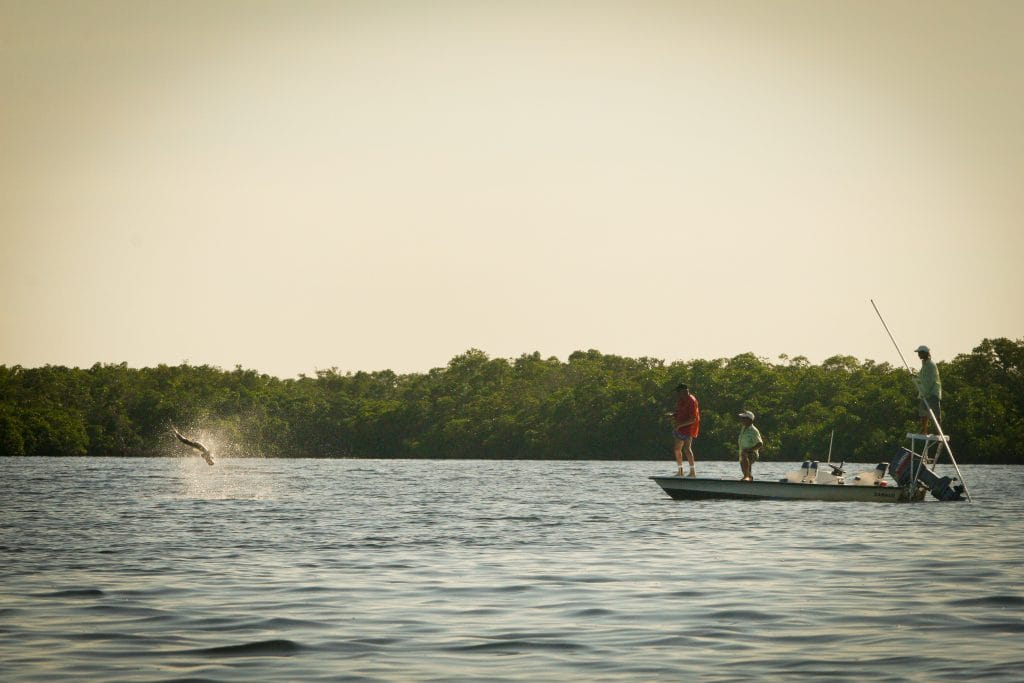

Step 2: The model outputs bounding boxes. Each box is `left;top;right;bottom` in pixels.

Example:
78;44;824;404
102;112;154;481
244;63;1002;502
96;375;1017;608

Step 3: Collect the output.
906;432;948;467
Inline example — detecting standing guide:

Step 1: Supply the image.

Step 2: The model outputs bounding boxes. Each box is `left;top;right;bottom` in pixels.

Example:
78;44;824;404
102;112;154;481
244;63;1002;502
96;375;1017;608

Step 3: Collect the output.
914;344;942;434
736;410;763;481
669;383;700;477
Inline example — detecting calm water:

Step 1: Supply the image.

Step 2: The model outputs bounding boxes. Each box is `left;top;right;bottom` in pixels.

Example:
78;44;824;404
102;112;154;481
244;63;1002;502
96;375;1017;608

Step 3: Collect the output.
2;457;1022;682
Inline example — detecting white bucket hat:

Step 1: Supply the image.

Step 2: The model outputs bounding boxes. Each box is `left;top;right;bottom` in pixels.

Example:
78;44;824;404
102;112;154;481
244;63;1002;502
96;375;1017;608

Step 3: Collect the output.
737;410;755;421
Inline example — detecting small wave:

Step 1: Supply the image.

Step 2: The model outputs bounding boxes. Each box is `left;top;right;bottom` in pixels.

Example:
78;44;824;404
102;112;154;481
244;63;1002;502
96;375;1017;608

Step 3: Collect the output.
258;616;333;629
707;608;778;622
188;639;303;657
34;588;105;598
66;631;162;643
445;638;588;653
968;619;1024;634
317;637;400;654
288;585;334;594
193;616;333;633
950;594;1024;608
495;584;534;593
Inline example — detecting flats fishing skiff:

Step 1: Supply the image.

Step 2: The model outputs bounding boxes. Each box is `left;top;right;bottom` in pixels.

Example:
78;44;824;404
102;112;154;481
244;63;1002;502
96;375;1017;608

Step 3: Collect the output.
651;433;967;504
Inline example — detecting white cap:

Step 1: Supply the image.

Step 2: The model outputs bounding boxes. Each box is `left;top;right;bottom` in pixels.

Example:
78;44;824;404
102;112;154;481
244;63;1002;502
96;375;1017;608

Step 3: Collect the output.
738;410;755;420
915;345;930;353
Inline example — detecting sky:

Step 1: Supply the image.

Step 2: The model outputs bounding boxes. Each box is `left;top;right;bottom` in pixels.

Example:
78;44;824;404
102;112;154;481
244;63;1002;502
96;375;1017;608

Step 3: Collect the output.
2;1;1022;378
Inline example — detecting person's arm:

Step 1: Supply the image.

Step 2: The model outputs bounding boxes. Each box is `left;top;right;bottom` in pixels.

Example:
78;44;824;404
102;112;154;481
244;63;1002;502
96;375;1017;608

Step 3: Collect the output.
744;429;763;454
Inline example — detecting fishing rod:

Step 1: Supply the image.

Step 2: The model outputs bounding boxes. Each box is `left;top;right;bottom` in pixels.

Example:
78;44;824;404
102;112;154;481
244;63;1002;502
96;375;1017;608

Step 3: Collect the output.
870;300;971;501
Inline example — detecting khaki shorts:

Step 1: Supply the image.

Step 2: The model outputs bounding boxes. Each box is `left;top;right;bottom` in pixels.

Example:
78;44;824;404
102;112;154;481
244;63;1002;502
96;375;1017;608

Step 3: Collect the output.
740;449;759;462
918;396;941;419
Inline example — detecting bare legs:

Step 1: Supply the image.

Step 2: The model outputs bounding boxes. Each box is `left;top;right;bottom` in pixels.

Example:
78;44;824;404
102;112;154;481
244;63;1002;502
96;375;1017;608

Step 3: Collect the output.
740;452;755;481
674;437;696;477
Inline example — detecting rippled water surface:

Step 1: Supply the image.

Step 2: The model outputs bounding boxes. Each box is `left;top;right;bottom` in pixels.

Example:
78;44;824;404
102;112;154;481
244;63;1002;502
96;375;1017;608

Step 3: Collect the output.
2;457;1023;681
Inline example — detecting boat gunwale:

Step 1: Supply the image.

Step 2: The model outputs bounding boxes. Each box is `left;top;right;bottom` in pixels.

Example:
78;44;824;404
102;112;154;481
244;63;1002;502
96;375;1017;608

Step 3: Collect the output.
649;475;909;503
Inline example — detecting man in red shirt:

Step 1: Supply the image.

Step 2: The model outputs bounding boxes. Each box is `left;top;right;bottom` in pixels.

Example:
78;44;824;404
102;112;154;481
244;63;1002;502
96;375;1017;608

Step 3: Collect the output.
670;383;700;477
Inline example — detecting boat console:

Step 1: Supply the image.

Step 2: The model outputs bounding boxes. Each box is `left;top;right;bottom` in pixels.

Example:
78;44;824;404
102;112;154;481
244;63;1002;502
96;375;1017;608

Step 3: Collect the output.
779;460;844;485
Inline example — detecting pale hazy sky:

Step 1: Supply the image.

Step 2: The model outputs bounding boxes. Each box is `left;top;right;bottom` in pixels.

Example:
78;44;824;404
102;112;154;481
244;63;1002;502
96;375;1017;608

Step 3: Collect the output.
2;1;1022;378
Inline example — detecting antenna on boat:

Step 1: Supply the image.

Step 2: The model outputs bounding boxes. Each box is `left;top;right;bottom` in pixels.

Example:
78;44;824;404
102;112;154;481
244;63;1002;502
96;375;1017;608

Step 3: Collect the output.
870;300;972;501
827;430;834;464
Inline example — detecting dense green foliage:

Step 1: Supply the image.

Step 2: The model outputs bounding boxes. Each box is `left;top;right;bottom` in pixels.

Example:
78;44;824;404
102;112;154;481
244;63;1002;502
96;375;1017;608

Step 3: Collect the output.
1;338;1021;462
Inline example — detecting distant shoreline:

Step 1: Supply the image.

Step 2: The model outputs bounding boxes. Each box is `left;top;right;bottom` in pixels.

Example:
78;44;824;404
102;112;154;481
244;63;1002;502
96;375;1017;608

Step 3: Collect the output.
2;339;1021;464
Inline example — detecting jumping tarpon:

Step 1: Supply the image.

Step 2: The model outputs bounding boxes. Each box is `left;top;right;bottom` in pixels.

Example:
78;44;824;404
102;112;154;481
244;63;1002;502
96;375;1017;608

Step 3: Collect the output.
172;429;214;466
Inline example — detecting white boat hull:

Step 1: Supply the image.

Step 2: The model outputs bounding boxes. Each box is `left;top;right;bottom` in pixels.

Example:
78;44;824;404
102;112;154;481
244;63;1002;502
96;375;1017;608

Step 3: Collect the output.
650;476;908;503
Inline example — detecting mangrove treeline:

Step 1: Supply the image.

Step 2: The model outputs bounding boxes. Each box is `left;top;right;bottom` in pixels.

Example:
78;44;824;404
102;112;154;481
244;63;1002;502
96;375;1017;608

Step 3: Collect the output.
1;338;1021;463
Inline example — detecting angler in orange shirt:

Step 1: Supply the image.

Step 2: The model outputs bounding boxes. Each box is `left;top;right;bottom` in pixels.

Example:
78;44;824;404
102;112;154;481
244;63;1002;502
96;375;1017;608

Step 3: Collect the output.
669;383;700;477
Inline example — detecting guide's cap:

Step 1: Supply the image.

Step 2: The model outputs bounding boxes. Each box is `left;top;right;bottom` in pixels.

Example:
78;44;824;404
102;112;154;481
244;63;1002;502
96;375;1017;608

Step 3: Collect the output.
915;345;930;353
737;410;755;421
675;383;688;392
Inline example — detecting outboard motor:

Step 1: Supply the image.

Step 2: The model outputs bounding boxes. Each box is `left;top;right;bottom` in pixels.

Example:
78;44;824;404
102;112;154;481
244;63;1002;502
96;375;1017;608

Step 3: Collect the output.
890;450;966;501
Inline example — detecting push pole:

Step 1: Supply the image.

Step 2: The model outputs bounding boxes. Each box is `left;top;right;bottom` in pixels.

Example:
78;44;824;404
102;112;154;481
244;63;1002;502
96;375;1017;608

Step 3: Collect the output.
870;300;972;501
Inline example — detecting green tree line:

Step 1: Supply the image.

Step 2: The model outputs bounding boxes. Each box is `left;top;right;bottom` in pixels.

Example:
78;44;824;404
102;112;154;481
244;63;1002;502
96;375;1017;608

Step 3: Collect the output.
1;338;1021;463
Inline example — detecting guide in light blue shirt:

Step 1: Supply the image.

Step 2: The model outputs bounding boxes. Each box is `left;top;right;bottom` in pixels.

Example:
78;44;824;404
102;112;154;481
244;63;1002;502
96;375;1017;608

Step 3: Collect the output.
913;345;942;434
